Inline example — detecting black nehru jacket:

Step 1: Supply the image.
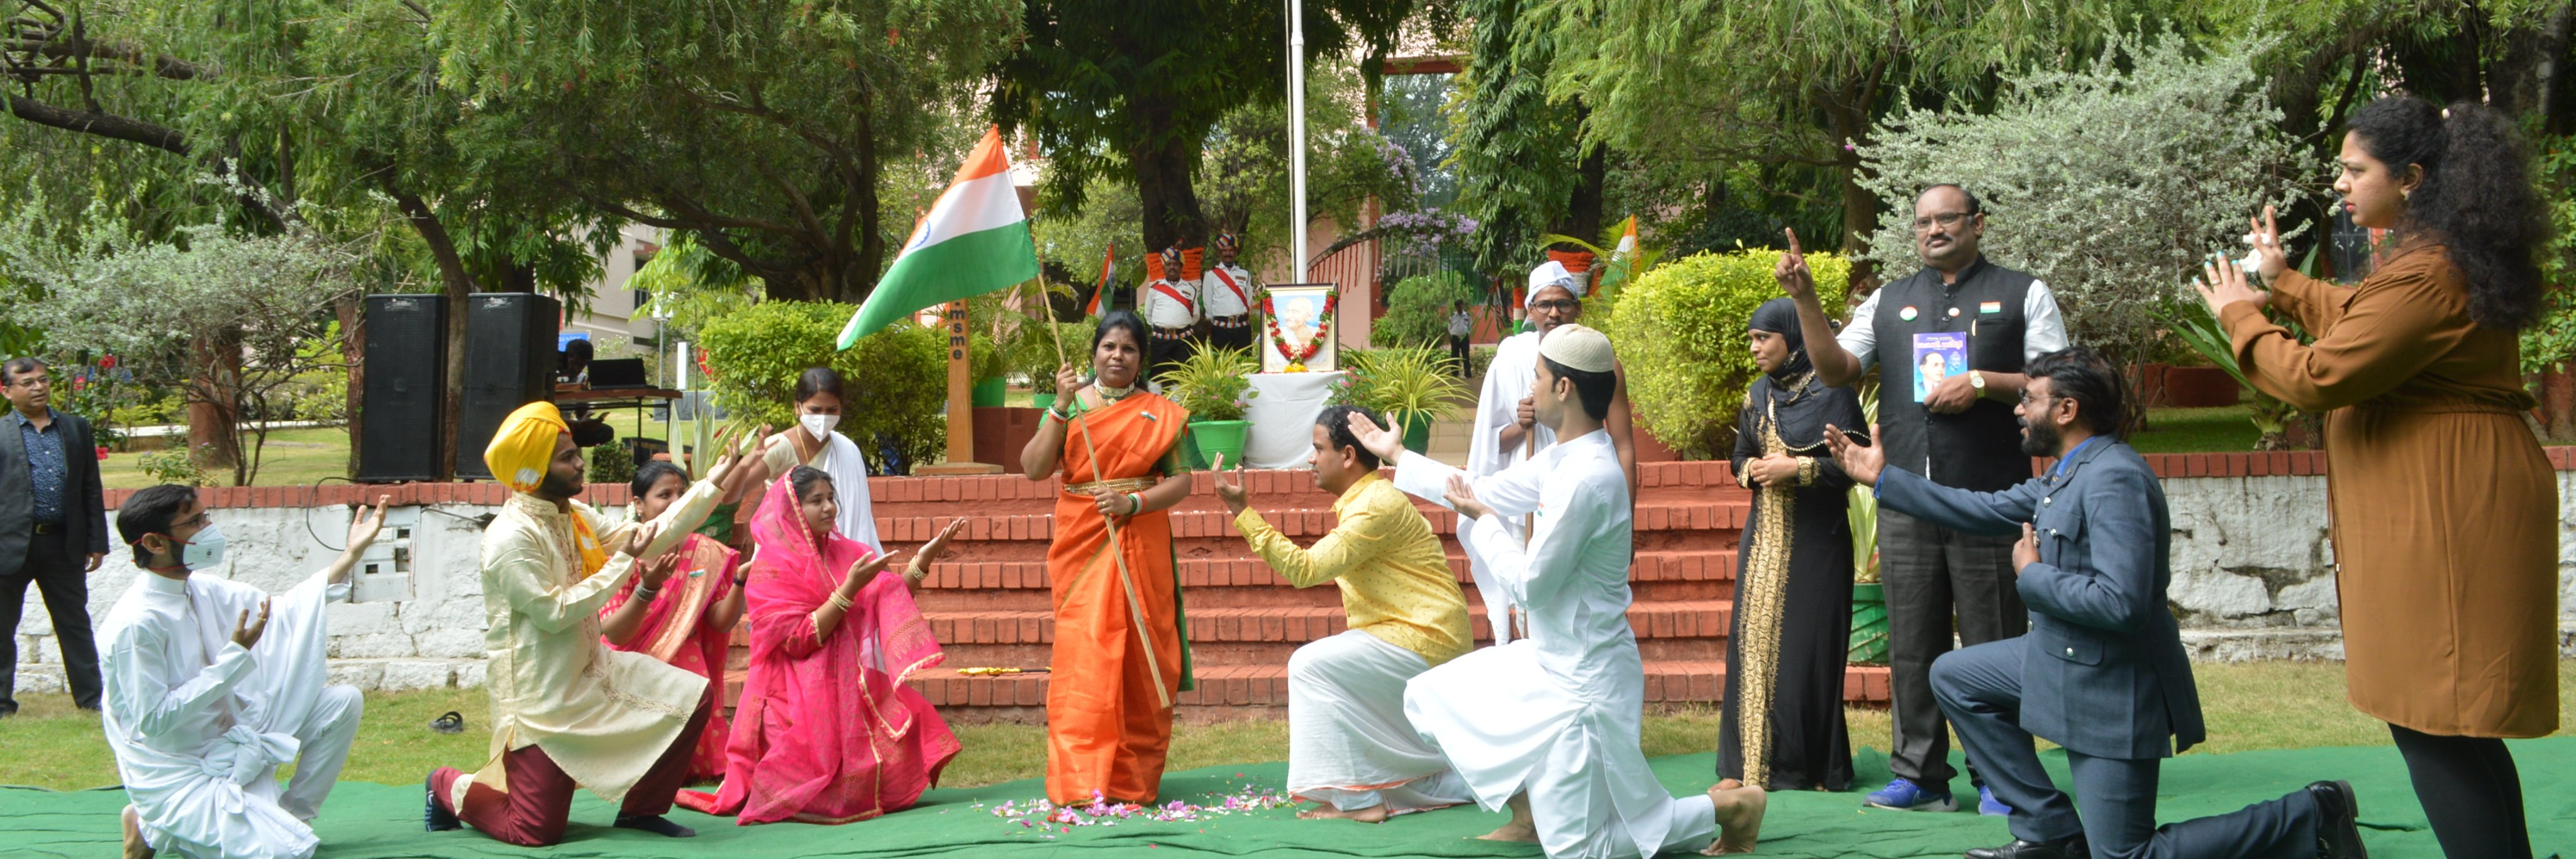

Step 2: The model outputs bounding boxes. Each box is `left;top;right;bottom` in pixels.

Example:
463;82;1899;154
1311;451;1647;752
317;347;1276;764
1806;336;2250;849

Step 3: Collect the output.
1869;257;2036;494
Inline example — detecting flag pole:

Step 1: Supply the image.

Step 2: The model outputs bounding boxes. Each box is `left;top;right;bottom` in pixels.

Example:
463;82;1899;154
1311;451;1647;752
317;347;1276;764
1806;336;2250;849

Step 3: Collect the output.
1288;0;1308;281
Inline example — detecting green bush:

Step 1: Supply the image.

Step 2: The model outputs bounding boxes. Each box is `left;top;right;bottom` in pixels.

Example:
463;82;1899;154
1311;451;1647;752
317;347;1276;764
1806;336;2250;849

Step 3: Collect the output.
696;300;948;475
1370;272;1478;349
139;446;213;487
1604;248;1851;460
588;443;637;487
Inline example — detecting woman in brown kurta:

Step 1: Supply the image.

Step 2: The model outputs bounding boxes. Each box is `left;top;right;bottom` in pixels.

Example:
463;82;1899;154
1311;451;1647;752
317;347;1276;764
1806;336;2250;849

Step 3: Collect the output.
2201;96;2556;859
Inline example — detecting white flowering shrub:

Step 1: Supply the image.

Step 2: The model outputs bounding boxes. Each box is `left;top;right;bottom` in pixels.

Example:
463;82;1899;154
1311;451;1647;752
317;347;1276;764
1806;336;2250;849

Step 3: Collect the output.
1854;31;2303;366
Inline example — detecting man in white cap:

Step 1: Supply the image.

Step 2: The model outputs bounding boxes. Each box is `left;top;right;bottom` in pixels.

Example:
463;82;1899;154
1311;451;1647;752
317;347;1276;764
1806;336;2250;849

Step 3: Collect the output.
1348;324;1767;858
1460;260;1639;645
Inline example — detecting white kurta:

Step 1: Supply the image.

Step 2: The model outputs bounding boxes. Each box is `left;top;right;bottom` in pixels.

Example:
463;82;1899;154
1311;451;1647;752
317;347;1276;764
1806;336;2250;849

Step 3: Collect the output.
1394;432;1717;859
1459;330;1550;643
762;431;882;551
452;481;715;809
100;567;363;859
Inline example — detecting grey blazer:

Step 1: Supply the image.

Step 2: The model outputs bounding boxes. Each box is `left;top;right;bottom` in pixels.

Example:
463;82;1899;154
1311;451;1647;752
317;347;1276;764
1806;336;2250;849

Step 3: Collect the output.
1875;438;2207;760
0;409;110;577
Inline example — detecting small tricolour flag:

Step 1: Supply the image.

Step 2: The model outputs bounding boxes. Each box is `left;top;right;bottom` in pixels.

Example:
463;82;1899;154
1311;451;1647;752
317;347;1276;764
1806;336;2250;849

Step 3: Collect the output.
1086;243;1116;317
837;126;1040;349
1612;215;1638;260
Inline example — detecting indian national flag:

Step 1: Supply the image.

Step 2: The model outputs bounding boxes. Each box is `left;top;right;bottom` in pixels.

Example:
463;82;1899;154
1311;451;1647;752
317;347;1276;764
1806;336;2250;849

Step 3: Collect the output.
1612;215;1638;260
837;126;1040;349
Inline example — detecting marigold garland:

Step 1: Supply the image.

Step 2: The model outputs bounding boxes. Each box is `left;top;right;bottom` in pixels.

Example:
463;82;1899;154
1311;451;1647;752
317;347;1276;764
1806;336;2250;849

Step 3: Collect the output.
1260;289;1336;371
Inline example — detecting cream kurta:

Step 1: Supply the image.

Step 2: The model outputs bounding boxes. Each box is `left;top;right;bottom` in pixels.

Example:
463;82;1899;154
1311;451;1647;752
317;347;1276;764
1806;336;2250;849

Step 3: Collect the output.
458;479;718;805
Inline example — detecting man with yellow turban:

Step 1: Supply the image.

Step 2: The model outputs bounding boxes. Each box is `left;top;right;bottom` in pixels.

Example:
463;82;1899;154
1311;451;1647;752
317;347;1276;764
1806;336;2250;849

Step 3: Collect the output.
425;402;748;846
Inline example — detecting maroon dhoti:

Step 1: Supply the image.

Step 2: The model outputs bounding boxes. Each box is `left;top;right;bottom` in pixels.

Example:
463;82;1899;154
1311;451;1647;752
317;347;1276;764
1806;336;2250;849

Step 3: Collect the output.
431;687;714;846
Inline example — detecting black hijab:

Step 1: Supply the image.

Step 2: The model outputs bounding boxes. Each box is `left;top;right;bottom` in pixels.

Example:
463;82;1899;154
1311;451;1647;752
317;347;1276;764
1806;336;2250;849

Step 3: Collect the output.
1745;297;1837;450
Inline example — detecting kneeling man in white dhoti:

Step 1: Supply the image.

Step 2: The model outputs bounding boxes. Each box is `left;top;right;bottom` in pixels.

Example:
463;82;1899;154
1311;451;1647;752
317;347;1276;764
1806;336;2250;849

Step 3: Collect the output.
1350;324;1767;858
101;486;392;859
1211;404;1476;822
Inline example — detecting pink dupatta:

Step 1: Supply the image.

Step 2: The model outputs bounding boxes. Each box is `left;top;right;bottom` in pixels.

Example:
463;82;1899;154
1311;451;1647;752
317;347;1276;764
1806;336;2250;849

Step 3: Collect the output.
680;474;957;824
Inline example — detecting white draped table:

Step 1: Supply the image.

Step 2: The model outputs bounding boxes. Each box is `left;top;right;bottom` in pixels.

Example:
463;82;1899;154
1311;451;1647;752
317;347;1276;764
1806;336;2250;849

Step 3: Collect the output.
1241;370;1349;468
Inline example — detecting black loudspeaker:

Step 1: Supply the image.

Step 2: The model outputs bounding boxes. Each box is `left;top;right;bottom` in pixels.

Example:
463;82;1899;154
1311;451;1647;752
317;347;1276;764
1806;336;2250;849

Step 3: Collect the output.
357;294;448;483
454;293;562;480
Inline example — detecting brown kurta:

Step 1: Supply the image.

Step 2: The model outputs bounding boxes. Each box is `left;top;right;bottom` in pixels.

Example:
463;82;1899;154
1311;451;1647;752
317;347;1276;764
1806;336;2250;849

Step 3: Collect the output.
2223;243;2559;738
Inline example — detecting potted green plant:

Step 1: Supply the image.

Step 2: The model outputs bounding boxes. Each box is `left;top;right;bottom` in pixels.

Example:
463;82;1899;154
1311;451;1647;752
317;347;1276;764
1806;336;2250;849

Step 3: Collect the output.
1336;347;1470;453
1161;343;1258;469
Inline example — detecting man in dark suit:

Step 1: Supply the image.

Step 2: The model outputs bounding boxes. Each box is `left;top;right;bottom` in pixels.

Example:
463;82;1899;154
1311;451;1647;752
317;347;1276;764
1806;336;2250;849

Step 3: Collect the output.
1;357;109;714
1826;346;2368;859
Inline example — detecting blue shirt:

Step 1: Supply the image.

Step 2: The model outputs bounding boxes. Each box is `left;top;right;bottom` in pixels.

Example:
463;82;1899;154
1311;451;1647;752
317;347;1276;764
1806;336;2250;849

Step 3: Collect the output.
13;409;67;524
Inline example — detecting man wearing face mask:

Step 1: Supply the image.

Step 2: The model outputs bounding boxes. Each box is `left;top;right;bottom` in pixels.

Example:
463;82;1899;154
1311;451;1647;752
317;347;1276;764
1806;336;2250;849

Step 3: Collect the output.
735;367;880;552
101;486;391;859
425;401;748;846
1774;186;2068;816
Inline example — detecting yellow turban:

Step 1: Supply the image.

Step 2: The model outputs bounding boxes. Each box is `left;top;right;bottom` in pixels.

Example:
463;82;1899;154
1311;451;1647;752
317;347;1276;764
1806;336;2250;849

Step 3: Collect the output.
484;401;570;494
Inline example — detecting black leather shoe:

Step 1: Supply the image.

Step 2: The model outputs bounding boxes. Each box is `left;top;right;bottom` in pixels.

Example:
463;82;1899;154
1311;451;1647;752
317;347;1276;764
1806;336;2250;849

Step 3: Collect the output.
423;772;460;832
1965;833;2088;859
2306;780;2367;858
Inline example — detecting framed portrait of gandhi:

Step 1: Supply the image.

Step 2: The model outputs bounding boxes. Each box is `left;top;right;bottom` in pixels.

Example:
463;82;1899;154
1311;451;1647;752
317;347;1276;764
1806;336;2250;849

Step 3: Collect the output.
1258;283;1337;373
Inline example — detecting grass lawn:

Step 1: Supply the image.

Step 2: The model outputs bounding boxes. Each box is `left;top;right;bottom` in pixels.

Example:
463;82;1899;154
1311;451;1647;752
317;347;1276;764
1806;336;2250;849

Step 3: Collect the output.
2129;405;2264;454
5;660;2566;792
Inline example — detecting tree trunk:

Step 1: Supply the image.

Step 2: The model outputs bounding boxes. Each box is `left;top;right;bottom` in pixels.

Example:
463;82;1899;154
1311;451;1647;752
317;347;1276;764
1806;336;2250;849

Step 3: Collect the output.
187;328;243;481
384;180;478;480
1132;112;1209;254
846;101;887;306
2494;7;2575;119
336;296;365;477
1551;131;1608;245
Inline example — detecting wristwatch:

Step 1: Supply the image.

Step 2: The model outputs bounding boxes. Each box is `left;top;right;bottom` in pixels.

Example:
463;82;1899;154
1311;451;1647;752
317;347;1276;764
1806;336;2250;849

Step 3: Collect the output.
1968;370;1987;394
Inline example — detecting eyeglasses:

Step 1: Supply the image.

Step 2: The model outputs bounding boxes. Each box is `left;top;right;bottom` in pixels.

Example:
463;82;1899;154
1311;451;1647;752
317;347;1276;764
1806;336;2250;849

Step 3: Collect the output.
1911;212;1976;233
170;512;212;531
2018;391;2053;407
1530;299;1580;313
6;375;47;389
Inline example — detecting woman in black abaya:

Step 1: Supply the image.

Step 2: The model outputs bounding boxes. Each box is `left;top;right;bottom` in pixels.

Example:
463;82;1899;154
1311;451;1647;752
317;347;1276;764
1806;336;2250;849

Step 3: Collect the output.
1718;297;1867;792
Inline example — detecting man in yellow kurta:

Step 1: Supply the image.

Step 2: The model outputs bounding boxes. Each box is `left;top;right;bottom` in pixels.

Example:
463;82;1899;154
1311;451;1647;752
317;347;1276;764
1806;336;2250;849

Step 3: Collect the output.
1212;405;1474;823
425;402;740;845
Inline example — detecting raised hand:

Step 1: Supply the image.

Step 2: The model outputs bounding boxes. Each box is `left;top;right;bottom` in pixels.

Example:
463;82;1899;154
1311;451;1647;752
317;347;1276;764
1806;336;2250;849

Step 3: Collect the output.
346;495;393;551
1054;363;1084;404
843;551;892;589
639;550;681;590
622;520;667;557
908;518;967;582
1774;228;1816;299
1210;453;1248;514
1344;411;1407;465
2196;248;2270;319
2246;204;2288;282
1444;474;1493;521
231;599;272;650
1824;423;1884;487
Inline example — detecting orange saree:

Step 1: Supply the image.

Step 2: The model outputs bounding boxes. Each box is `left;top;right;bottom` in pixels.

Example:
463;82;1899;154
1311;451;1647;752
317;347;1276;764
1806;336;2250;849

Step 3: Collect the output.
1045;391;1195;804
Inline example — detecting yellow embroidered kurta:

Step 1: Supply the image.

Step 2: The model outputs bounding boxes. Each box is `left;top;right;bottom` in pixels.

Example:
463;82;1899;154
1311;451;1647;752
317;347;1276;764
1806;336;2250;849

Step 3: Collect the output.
463;479;718;804
1233;474;1472;667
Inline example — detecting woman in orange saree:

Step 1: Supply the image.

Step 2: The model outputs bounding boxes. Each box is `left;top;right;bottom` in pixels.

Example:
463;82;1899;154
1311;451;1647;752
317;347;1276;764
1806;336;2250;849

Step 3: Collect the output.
601;461;748;781
1019;309;1196;805
678;467;964;824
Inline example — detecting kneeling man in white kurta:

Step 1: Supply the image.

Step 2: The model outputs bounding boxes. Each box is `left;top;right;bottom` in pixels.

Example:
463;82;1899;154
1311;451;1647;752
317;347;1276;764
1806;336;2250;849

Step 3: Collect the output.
1350;324;1767;858
101;486;393;859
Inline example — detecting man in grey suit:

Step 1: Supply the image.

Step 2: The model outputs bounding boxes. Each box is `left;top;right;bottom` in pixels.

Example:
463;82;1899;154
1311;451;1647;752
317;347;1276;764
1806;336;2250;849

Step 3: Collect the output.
1825;346;2367;859
1;357;109;715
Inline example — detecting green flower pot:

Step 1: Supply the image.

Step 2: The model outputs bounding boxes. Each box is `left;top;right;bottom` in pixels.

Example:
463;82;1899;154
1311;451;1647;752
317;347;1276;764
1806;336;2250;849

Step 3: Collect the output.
1848;581;1889;665
1186;419;1251;470
1397;414;1433;455
1032;392;1056;411
970;377;1009;407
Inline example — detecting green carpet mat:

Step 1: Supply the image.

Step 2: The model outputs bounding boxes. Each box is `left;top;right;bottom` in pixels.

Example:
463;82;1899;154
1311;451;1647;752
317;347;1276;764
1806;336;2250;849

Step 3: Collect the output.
11;739;2570;857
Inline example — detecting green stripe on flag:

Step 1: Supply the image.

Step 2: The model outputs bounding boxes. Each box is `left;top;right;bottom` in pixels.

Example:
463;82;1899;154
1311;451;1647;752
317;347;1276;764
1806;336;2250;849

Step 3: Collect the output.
837;221;1040;349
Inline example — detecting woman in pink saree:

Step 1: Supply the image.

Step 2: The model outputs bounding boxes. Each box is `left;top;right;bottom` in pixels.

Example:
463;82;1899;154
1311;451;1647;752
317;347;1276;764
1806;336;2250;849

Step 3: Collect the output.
601;460;750;781
679;466;965;824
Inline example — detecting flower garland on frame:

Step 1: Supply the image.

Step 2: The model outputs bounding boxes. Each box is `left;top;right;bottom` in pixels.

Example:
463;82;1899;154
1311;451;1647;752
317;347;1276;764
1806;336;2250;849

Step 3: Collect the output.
1258;287;1337;372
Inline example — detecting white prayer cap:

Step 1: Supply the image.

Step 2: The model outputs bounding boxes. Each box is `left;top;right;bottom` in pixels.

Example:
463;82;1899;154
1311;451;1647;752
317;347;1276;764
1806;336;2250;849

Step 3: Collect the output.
1526;260;1584;306
1538;323;1616;374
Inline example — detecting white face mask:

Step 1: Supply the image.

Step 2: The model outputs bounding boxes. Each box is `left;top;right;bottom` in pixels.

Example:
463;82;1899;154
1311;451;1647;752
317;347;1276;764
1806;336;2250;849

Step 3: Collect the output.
801;413;841;441
174;524;226;570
